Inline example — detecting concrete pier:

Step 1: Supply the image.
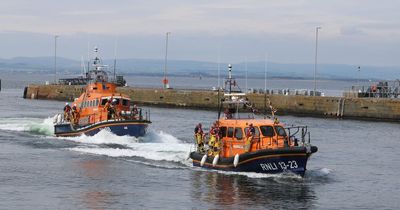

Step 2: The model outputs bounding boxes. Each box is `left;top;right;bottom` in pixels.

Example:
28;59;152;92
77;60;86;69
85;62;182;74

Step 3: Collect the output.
23;84;400;121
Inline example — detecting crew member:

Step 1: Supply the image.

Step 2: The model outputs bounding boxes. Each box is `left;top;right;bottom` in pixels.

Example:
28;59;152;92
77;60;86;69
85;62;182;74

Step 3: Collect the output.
194;123;205;153
63;102;71;121
71;104;79;125
104;99;112;120
245;123;255;152
132;104;139;120
208;123;217;155
111;99;121;120
212;136;222;156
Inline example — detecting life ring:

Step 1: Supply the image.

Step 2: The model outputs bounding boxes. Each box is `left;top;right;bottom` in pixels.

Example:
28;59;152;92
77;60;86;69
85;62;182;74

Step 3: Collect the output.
233;154;239;167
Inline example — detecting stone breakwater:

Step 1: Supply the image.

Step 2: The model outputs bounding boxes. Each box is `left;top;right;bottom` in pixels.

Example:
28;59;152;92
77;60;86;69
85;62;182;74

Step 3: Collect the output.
24;84;400;121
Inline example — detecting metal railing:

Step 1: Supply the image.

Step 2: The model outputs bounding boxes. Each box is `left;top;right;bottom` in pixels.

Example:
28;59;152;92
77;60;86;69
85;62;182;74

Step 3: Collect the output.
285;126;310;146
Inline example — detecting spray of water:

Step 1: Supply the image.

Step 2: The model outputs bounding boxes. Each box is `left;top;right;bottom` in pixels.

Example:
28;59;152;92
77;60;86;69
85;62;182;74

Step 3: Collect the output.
0;117;54;135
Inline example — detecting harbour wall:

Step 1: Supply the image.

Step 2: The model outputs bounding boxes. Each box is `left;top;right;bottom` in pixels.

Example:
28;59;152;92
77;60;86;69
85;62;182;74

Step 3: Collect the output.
24;84;400;121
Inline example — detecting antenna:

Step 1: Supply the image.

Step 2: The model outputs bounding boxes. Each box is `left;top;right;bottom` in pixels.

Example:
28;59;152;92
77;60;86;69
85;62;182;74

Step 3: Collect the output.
245;57;248;93
264;53;268;119
81;56;86;76
113;36;118;82
86;38;90;75
228;64;232;93
217;45;221;89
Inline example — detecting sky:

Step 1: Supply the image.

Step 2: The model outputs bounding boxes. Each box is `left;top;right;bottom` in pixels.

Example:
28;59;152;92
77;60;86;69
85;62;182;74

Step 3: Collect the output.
0;0;399;66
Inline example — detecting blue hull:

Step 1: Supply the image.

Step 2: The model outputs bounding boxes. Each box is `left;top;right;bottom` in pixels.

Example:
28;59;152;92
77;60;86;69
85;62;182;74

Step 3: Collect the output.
190;146;317;177
55;120;150;137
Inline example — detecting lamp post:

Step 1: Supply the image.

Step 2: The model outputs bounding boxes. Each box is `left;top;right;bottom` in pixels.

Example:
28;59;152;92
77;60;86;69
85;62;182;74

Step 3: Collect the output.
264;53;268;93
357;66;361;89
54;35;59;84
163;32;171;89
313;26;321;96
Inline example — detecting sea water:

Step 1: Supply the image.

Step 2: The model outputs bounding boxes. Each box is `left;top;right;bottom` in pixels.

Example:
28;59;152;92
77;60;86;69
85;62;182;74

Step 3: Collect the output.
0;73;399;209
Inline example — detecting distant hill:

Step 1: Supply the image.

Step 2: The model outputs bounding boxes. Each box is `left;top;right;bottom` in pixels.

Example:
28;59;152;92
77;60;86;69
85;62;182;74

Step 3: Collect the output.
0;56;399;80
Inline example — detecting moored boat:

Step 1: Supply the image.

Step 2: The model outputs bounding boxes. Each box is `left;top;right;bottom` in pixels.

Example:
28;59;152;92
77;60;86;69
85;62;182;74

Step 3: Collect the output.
189;65;317;176
53;48;151;137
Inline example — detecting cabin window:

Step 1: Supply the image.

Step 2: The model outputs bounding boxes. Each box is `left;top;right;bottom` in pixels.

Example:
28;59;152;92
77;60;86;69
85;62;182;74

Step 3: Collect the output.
274;126;287;137
114;98;121;105
244;126;260;137
122;99;129;106
260;126;275;137
219;127;227;137
227;127;234;138
89;100;93;107
101;99;108;105
234;127;243;140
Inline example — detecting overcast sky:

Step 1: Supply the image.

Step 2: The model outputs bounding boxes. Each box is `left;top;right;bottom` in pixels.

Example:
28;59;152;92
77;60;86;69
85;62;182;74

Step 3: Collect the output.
0;0;399;66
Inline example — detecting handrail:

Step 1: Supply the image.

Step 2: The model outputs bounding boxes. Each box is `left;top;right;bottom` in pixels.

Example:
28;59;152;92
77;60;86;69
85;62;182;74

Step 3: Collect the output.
284;125;310;146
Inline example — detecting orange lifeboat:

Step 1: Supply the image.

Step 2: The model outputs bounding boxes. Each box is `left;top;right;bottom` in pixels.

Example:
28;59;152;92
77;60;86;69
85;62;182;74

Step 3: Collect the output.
54;48;151;137
189;65;317;176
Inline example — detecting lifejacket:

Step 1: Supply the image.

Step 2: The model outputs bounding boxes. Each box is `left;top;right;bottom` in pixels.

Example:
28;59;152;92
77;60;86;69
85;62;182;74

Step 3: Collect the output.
195;133;204;145
208;134;216;147
214;138;221;148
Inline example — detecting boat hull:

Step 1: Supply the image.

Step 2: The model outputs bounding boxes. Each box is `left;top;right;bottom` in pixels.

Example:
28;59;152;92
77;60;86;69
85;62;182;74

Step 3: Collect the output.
54;120;150;137
190;146;318;177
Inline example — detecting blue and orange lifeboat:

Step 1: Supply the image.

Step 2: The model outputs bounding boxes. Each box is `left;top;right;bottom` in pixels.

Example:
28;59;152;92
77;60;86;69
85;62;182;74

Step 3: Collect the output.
54;82;151;137
53;48;151;137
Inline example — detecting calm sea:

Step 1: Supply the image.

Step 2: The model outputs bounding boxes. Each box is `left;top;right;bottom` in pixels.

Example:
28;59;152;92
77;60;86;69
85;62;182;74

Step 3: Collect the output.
0;72;399;209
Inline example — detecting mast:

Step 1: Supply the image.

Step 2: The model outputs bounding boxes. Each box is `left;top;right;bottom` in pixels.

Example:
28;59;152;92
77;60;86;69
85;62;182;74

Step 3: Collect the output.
228;64;232;94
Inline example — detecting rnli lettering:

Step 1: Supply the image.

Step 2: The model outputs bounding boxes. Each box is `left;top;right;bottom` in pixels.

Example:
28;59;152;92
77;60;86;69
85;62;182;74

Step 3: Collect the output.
260;163;278;171
260;161;298;171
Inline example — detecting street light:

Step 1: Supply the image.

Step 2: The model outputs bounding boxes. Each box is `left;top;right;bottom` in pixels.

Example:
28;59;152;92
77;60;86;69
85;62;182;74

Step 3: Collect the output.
357;66;361;89
54;35;59;84
163;32;171;89
313;26;321;96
